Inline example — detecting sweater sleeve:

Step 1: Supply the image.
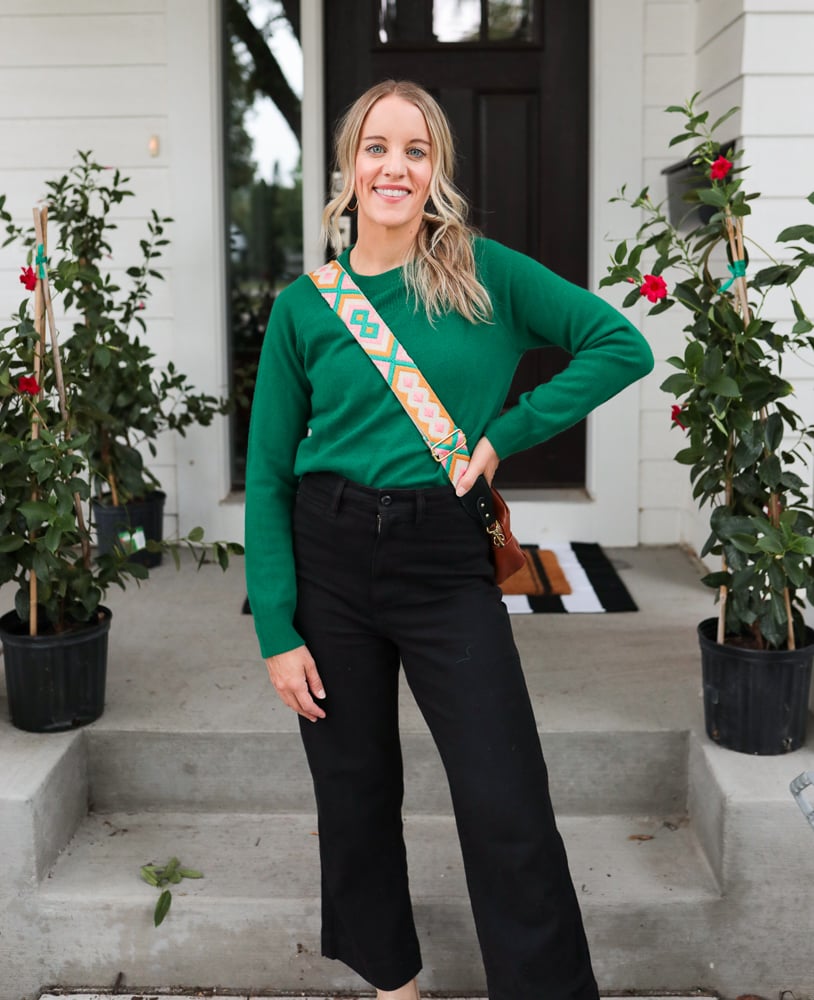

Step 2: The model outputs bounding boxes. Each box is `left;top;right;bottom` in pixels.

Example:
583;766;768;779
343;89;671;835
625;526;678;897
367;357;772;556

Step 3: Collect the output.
480;241;654;460
244;286;311;658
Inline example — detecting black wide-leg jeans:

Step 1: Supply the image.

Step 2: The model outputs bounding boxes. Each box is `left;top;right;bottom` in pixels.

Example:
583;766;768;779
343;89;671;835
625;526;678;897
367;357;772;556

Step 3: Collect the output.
292;472;598;1000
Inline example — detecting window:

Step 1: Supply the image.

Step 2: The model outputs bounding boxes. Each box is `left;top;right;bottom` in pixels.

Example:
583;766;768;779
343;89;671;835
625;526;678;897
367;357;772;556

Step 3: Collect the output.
223;0;302;488
377;0;538;46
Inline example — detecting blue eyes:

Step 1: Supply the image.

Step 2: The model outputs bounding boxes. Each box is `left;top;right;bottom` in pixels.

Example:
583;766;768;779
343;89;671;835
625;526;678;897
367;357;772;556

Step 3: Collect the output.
364;144;427;159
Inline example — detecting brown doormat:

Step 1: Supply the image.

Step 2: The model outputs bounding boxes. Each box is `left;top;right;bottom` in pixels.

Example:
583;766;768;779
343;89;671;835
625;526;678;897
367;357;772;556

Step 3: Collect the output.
499;542;638;613
500;546;572;596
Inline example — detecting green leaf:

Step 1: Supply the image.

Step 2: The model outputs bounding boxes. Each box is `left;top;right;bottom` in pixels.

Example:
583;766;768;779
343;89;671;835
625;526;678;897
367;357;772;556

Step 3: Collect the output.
696;187;728;208
177;867;204;879
751;264;794;287
140;865;160;887
674;447;700;465
44;524;62;553
685;340;705;370
0;535;25;552
648;298;675;316
729;533;760;554
759;454;782;489
660;372;694;396
707;374;740;397
163;856;180;880
187;526;204;543
710;106;739;133
777;223;814;244
764;413;783;453
622;285;641;308
154;889;172;927
18;500;54;526
673;281;705;313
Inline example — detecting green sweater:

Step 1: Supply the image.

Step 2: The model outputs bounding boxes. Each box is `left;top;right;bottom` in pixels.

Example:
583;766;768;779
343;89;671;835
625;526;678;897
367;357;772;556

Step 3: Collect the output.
245;238;653;657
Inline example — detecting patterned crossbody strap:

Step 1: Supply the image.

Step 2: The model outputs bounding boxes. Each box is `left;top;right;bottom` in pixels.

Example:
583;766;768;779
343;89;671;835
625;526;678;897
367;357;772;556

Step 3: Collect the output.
308;259;471;485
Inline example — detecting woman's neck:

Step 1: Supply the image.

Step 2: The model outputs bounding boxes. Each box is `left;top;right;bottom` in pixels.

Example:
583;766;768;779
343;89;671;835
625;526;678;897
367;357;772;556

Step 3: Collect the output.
350;222;420;275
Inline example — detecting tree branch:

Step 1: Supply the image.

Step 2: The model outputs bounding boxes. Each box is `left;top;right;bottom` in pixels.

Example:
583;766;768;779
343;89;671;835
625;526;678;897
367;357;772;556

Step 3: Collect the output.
226;0;301;143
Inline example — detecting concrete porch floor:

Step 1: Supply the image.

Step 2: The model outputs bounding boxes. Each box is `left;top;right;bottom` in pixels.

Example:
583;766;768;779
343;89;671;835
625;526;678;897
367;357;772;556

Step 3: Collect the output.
1;545;813;1000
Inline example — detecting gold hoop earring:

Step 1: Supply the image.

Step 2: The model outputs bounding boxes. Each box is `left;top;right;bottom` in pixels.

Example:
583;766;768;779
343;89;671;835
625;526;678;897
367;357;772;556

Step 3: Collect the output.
347;197;358;213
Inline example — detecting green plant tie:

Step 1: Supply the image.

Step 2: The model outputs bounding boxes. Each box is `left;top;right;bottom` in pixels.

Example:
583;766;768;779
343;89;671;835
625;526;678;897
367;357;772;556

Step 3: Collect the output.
719;259;746;292
35;243;48;279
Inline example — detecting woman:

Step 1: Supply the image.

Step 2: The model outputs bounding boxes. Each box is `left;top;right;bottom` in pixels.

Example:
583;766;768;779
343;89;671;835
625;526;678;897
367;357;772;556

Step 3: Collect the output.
245;79;653;1000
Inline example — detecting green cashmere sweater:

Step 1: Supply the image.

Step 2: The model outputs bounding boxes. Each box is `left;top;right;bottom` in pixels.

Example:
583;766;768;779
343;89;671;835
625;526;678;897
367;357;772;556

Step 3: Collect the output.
245;238;653;657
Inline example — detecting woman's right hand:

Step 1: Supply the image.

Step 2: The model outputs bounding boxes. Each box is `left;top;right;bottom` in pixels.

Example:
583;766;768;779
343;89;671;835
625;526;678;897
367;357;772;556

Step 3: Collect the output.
265;645;327;722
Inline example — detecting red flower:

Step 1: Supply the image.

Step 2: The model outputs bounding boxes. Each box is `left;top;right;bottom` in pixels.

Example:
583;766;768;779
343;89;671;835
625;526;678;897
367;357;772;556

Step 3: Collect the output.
17;375;41;396
710;155;733;181
640;274;668;303
671;404;688;430
19;266;37;291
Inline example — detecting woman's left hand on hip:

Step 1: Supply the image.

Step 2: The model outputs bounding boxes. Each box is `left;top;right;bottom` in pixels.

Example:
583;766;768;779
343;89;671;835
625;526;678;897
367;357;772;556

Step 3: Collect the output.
455;436;499;496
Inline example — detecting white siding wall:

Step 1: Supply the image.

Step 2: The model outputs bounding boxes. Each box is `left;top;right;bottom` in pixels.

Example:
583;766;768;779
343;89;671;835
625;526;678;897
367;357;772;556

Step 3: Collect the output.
0;0;180;524
636;0;697;547
635;0;814;559
739;3;814;533
0;0;231;541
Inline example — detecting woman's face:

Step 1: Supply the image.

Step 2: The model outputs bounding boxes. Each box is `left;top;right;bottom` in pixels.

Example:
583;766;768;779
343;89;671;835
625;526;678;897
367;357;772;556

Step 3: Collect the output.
353;95;433;240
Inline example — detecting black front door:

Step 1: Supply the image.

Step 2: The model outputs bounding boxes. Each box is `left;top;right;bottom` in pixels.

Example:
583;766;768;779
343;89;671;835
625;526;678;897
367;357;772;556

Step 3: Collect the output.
325;0;590;488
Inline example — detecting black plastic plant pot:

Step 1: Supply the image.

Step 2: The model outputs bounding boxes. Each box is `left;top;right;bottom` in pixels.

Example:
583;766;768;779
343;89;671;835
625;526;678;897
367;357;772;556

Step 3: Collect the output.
0;607;111;733
698;618;814;756
92;490;166;568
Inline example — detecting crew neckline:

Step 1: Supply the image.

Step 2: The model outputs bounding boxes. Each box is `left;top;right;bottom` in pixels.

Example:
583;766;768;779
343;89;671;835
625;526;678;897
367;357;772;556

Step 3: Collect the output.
340;246;404;284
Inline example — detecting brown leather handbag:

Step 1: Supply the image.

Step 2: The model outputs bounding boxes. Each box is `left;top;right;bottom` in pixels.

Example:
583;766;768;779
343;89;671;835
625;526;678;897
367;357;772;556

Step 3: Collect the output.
457;474;525;583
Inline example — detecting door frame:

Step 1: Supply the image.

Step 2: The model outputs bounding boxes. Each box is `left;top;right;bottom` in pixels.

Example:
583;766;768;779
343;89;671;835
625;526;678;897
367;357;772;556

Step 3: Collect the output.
169;0;647;545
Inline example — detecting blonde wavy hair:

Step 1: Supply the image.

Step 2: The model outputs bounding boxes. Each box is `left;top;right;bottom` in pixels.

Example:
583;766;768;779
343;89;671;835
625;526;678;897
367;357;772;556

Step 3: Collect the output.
322;79;493;324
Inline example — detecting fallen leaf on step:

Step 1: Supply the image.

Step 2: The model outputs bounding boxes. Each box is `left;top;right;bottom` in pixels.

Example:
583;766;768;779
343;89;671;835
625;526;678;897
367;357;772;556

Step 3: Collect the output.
628;834;654;841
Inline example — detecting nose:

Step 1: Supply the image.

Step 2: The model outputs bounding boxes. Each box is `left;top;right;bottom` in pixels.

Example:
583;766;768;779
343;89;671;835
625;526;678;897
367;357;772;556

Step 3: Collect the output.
382;150;407;176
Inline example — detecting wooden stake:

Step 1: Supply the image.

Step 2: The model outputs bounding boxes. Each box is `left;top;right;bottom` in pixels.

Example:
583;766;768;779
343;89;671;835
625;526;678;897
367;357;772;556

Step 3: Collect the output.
28;207;49;637
31;208;92;573
722;211;794;650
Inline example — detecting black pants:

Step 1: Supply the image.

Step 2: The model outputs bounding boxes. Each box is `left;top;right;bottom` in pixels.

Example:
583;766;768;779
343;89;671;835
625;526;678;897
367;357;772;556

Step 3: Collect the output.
292;472;598;1000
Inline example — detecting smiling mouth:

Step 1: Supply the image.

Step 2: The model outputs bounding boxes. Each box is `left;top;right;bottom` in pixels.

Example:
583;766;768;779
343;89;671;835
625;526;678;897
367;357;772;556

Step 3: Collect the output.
374;187;410;200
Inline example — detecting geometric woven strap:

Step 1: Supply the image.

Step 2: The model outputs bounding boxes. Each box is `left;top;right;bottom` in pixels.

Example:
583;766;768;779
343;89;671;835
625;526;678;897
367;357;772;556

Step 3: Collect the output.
308;259;471;484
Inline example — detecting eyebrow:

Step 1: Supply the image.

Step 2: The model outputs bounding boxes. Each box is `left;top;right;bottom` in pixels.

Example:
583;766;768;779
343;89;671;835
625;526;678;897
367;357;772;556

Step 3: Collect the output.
362;134;431;145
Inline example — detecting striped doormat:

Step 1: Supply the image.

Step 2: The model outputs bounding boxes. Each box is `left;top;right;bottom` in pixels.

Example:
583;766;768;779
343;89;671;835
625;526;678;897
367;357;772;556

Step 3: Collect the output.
500;542;638;613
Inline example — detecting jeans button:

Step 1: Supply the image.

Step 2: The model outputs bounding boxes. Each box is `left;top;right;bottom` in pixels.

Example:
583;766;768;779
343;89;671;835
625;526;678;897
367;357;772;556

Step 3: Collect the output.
380;494;392;506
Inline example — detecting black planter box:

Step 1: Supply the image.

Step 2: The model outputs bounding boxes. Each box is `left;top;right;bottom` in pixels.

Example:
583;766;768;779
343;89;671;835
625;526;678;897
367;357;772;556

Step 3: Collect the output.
1;608;111;733
699;618;814;755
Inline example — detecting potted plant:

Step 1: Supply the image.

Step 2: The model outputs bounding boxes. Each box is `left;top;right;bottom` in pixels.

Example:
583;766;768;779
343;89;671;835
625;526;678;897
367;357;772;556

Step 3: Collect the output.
1;204;135;731
2;152;230;567
0;187;241;734
602;95;814;755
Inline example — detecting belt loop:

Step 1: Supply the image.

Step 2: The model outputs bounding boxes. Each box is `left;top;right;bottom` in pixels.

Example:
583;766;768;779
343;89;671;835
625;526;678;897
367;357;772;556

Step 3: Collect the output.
329;476;346;517
415;491;425;525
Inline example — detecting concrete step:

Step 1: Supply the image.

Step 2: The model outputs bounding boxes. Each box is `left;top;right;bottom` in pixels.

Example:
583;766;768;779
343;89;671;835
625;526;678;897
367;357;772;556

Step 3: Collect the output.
84;727;690;817
31;808;721;996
